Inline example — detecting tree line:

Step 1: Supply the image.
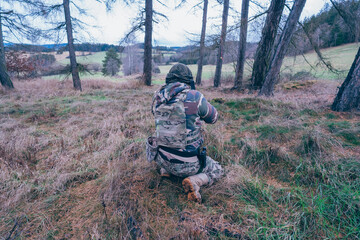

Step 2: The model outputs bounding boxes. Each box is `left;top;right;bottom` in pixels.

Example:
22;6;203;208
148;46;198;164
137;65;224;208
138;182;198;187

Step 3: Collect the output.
0;0;359;111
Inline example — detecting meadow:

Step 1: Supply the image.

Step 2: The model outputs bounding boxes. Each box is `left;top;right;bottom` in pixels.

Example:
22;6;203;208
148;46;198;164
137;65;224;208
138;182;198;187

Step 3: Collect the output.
43;43;358;85
0;43;359;239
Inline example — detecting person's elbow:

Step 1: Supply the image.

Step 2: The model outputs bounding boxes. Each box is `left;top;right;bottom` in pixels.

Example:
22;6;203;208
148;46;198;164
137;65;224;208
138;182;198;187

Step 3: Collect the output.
202;105;218;124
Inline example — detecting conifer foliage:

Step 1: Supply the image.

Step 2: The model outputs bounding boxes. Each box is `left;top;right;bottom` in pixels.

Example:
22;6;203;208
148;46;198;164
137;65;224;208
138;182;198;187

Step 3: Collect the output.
102;48;122;76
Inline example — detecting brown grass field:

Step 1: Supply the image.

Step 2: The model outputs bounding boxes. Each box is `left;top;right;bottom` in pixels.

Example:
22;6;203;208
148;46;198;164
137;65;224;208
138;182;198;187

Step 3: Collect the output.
0;75;359;239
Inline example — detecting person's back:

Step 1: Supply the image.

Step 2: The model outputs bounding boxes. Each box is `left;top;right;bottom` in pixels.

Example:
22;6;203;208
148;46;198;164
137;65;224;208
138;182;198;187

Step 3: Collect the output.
147;63;223;203
153;81;218;151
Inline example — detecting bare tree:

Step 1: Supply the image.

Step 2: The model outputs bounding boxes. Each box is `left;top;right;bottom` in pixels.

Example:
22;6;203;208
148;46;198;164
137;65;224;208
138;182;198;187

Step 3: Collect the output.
331;46;360;111
259;0;307;96
0;0;44;89
40;0;106;90
233;0;249;89
330;0;360;111
0;0;51;89
0;13;13;89
195;0;208;85
250;0;285;90
214;0;230;87
143;0;153;86
63;0;81;91
123;41;143;76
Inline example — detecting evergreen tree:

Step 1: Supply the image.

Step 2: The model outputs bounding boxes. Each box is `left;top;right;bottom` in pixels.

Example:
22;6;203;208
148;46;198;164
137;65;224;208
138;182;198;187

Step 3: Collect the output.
102;48;121;76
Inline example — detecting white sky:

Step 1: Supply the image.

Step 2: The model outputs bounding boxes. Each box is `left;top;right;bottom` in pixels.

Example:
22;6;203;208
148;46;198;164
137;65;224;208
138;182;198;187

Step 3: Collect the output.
9;0;329;46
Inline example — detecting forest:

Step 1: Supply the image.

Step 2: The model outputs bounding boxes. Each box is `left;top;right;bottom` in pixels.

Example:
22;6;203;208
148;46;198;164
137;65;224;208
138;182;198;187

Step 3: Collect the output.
0;0;359;239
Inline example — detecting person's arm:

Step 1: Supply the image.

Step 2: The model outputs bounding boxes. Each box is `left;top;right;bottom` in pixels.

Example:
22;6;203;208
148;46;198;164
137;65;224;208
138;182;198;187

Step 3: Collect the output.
198;94;218;124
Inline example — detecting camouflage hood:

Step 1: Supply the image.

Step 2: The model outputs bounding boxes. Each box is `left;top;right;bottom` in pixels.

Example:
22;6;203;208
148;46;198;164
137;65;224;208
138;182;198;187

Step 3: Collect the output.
166;63;195;90
155;82;190;104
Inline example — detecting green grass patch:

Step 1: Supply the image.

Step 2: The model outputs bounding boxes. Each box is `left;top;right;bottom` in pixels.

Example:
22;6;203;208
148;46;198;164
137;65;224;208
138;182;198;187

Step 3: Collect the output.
300;108;319;117
325;112;338;119
327;121;351;132
214;98;272;121
256;125;294;140
336;130;360;146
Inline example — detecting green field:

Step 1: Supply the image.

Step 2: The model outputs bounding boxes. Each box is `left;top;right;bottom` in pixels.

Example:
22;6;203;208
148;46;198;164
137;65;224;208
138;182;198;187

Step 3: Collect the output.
44;43;358;84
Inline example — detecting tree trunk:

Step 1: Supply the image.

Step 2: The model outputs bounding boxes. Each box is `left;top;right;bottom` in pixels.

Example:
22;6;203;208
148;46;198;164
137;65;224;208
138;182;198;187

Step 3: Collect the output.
259;0;306;96
213;0;229;87
233;0;250;89
331;47;360;111
251;0;285;90
143;0;153;86
0;13;14;89
195;0;208;85
63;0;81;91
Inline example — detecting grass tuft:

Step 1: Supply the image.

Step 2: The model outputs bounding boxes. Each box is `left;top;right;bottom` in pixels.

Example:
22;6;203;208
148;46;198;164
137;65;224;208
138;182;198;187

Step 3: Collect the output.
0;77;359;239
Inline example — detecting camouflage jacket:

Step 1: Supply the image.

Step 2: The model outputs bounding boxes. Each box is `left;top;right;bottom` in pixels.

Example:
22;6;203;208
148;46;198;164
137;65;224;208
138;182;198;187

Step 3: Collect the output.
153;82;218;152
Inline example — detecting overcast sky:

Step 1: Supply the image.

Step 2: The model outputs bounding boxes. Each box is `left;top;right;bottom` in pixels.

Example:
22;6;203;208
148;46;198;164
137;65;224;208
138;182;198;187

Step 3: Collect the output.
9;0;329;46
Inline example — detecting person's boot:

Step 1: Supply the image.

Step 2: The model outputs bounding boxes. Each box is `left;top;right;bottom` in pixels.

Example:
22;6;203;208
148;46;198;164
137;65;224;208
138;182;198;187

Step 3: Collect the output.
160;168;171;178
182;173;209;203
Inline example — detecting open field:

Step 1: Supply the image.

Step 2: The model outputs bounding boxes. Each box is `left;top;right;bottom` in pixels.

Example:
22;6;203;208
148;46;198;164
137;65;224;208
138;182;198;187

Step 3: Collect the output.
44;43;359;85
0;70;359;238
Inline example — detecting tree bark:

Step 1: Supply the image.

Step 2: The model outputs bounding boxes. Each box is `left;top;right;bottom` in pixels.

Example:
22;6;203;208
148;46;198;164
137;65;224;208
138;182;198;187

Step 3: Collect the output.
143;0;153;86
195;0;208;85
63;0;81;91
251;0;285;90
213;0;229;87
233;0;250;89
0;13;14;89
331;47;360;111
259;0;306;96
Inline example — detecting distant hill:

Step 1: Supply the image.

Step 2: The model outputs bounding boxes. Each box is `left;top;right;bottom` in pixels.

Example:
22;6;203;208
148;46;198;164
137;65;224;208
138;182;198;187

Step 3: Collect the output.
288;0;360;56
5;43;67;52
4;42;181;53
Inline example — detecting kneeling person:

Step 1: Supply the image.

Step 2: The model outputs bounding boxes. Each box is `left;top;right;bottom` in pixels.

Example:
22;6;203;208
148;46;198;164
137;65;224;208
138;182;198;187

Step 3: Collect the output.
148;63;223;203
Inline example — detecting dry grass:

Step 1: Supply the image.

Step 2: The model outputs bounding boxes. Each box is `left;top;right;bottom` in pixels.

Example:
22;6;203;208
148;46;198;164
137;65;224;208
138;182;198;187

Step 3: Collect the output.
1;77;359;239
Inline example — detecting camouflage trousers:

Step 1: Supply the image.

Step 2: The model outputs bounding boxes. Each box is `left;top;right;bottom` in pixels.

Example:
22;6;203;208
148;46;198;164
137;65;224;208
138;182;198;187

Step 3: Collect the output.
154;154;224;186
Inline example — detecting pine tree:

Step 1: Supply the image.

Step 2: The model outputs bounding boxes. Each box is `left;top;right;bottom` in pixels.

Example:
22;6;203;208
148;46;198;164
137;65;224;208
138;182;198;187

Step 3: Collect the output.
102;48;121;76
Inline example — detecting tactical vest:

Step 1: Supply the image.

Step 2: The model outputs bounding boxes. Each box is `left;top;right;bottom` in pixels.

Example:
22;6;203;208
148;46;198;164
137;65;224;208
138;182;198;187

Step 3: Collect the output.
154;89;189;149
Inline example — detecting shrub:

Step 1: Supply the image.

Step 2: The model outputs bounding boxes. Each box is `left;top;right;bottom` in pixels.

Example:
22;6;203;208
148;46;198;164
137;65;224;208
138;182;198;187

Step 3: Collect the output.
5;51;35;78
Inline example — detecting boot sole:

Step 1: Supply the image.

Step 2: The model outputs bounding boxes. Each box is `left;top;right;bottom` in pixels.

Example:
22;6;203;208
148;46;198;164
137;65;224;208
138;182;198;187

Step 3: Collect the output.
188;192;201;203
182;178;195;194
182;178;201;203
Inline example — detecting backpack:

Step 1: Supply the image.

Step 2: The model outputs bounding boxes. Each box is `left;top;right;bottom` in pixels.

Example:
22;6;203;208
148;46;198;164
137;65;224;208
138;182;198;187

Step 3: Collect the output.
153;89;189;149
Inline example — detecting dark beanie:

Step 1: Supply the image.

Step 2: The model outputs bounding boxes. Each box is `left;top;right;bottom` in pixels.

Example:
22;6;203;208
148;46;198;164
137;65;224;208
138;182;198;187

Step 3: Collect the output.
166;63;195;89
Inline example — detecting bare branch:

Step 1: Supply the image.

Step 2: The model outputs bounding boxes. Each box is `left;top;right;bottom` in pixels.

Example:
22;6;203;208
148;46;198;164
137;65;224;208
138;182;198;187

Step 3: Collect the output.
298;21;340;74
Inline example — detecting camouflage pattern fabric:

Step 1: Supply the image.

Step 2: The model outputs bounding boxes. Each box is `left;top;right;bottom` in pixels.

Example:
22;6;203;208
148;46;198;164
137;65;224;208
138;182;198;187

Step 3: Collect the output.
153;82;218;151
146;137;158;163
153;83;189;149
201;156;224;185
166;63;194;86
154;153;223;185
154;150;200;177
152;77;222;185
